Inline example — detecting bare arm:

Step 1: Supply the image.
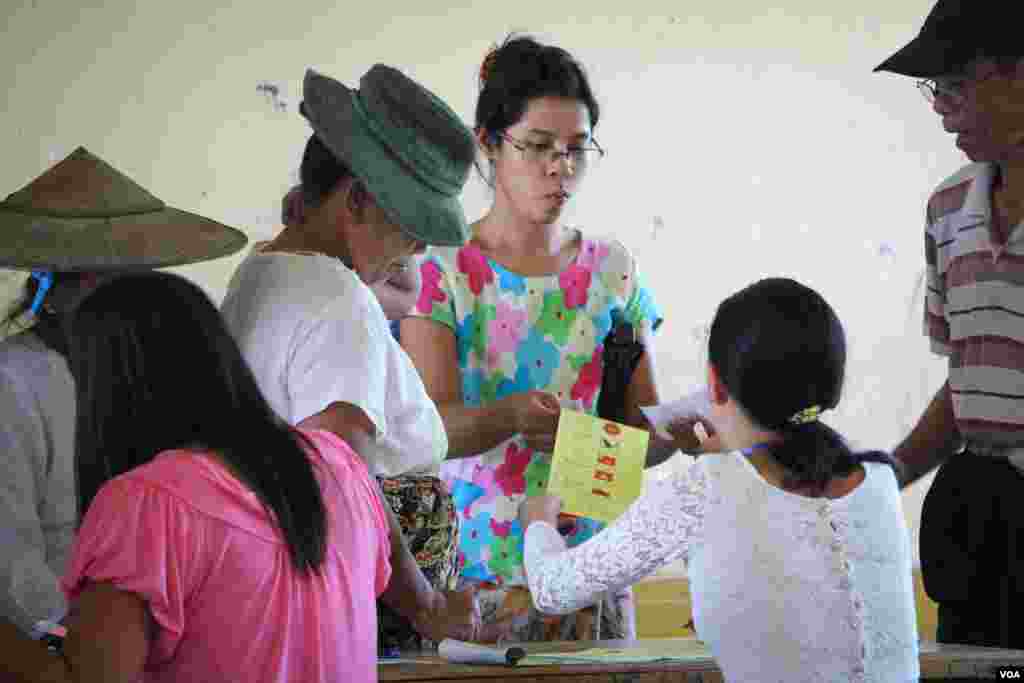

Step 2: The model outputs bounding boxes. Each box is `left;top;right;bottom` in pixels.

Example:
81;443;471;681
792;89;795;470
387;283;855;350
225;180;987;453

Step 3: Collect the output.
400;318;536;458
298;402;489;641
892;381;961;487
0;582;149;683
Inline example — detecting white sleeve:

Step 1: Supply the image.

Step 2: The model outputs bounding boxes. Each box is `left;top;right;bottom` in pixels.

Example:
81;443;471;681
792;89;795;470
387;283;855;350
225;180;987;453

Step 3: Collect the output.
362;341;448;477
0;370;67;634
286;296;390;432
524;462;709;615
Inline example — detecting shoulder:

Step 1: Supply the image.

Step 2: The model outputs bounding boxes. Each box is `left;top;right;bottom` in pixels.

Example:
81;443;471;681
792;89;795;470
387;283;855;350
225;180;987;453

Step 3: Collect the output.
691;452;744;479
0;331;53;367
575;232;635;274
668;453;739;492
297;429;370;476
926;162;986;222
0;332;69;396
106;450;214;497
89;450;285;540
230;251;379;319
423;244;462;267
857;461;900;499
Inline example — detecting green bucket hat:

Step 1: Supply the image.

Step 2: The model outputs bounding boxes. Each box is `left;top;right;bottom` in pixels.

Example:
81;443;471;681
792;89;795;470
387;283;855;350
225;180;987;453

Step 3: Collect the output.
300;65;475;247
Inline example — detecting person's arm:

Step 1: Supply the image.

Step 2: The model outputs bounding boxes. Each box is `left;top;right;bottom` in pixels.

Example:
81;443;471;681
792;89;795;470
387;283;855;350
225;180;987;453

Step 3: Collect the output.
299;404;441;623
300;403;508;642
0;370;68;635
1;475;182;683
400;318;561;458
1;616;65;683
891;219;962;487
0;581;151;683
621;330;680;468
290;296;444;474
520;462;708;615
892;382;961;487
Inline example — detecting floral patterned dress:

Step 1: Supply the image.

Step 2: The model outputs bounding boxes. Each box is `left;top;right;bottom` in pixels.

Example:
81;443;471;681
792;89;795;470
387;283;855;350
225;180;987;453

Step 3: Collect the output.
410;233;661;639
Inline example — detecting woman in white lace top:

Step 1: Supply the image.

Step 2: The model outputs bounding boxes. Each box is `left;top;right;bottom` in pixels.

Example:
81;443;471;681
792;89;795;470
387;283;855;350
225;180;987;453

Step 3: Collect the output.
521;278;919;683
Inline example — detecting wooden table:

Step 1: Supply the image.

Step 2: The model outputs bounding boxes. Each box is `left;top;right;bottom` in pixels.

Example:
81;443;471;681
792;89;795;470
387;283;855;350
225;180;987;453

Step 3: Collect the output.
378;638;1024;682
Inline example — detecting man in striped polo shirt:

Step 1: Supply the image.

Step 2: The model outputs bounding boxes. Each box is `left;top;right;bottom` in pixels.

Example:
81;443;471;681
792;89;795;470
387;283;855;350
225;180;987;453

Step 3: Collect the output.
875;0;1024;649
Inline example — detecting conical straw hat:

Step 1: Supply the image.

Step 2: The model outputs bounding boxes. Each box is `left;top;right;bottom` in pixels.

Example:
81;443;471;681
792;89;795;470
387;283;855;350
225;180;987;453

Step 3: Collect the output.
0;147;247;271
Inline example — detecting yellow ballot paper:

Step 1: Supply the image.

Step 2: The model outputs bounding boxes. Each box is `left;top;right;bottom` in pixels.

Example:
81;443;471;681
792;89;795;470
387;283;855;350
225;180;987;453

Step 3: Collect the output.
548;410;649;523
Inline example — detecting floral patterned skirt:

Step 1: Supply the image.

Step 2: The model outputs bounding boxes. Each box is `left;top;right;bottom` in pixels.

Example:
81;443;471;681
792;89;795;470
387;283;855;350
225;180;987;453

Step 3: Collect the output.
376;475;459;653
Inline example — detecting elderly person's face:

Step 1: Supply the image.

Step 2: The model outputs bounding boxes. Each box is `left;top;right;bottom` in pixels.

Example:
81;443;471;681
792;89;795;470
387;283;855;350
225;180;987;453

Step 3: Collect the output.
316;179;426;286
928;57;1024;164
358;207;427;286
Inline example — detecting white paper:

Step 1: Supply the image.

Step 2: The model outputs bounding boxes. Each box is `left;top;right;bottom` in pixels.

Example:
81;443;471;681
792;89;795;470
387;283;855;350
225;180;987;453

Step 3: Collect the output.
437;639;525;666
641;387;713;440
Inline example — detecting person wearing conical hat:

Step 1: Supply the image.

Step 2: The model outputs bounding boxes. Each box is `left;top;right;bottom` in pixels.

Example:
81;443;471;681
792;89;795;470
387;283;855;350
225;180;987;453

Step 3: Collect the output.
0;148;246;638
220;65;517;646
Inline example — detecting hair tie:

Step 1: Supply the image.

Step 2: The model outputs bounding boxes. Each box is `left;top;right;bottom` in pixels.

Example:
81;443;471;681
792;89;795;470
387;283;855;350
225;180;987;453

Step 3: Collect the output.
788;405;821;425
29;270;54;316
479;46;499;87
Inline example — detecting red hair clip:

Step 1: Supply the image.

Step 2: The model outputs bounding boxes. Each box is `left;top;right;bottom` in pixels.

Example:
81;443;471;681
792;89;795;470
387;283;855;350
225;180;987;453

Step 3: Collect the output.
479;47;499;86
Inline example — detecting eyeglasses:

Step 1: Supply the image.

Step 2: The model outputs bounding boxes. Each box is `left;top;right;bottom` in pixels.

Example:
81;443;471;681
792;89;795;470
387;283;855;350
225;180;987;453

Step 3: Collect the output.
499;133;605;172
916;67;997;106
916;78;969;105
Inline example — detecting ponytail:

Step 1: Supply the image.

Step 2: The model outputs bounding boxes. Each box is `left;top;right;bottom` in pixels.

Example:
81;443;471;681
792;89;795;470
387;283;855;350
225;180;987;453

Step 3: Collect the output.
707;278;897;495
771;421;896;495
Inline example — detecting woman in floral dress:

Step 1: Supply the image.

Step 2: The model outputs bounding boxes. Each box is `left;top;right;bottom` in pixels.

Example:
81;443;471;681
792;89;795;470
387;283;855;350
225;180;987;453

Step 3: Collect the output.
401;35;675;641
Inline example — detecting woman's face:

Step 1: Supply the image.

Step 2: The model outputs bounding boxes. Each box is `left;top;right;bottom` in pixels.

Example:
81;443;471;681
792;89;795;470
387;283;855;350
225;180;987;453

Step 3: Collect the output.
489;96;594;226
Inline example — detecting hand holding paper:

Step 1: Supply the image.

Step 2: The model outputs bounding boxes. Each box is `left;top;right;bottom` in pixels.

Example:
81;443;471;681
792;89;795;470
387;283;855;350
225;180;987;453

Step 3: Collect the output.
640;387;713;439
504;391;561;453
519;494;563;530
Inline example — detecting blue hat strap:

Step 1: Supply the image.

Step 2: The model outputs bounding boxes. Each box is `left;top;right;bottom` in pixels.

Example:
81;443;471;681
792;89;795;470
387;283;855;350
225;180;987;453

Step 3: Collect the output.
29;271;54;315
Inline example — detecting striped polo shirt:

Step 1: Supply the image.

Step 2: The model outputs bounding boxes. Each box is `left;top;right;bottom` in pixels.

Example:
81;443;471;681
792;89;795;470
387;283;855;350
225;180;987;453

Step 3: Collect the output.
925;161;1024;472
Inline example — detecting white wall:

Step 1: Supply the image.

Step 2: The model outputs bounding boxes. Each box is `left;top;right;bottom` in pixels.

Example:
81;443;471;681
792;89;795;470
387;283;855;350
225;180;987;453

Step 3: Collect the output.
1;0;957;566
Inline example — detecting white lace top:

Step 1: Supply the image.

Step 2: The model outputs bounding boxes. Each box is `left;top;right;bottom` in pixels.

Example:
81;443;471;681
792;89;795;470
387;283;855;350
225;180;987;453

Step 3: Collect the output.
524;454;919;682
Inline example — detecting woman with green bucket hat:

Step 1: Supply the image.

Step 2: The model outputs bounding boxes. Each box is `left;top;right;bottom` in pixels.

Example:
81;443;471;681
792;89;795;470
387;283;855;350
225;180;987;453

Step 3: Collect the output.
220;65;517;647
0;147;247;640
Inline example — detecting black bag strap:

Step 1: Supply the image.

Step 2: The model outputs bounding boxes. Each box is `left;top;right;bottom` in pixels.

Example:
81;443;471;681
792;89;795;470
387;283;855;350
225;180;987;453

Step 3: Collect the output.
596;313;644;423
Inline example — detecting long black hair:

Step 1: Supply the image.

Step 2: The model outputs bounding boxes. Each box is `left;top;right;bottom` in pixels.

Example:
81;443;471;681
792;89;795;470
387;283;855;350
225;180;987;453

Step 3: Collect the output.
68;271;328;573
475;35;601;182
708;277;894;494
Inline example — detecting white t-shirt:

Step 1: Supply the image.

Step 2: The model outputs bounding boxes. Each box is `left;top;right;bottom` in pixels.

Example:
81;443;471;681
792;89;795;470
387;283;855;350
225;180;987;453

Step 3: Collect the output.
220;247;447;477
524;456;919;682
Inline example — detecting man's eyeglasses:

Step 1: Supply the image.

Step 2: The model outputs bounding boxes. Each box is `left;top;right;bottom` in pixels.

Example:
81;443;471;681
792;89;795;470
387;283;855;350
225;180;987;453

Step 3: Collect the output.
916;78;969;105
916;66;997;106
500;133;605;172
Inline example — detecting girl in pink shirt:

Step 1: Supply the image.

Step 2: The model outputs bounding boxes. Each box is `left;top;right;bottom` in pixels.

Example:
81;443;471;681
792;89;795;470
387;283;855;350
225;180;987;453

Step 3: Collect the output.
1;271;392;682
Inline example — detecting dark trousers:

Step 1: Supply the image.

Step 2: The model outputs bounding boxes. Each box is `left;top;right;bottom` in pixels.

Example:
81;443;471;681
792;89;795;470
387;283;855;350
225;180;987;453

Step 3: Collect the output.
920;451;1024;649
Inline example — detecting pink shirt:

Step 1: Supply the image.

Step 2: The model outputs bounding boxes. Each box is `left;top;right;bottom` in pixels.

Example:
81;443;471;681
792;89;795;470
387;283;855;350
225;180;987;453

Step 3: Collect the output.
62;429;391;683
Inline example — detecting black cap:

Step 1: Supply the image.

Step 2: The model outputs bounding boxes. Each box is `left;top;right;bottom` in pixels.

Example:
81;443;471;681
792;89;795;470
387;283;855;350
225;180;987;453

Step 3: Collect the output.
874;0;1020;78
